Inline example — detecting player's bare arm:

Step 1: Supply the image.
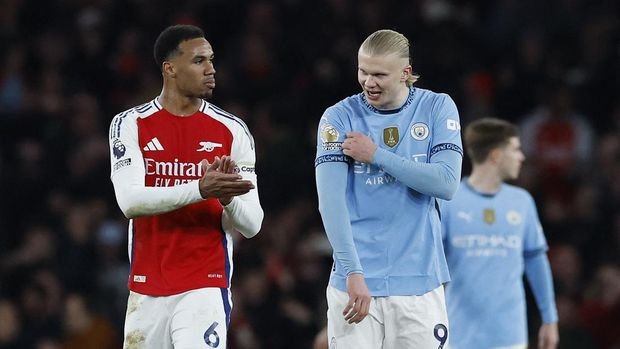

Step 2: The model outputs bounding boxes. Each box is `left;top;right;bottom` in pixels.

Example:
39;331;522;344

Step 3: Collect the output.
198;158;254;200
342;132;378;163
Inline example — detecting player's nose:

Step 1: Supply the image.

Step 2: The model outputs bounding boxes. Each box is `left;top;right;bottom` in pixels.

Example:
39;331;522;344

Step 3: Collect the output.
204;62;215;75
364;76;376;88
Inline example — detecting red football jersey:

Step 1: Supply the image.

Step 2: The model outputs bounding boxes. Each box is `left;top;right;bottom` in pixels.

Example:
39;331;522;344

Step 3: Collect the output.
109;98;261;296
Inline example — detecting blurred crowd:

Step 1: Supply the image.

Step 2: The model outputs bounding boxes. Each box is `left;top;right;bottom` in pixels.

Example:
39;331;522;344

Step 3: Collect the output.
0;0;619;348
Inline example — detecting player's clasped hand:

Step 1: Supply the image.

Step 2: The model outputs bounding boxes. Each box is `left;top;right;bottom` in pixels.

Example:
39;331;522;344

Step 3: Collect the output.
342;132;378;164
198;156;254;203
343;273;371;324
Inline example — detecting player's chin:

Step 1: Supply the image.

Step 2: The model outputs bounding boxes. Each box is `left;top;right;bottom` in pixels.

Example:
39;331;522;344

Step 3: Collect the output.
509;169;521;180
366;98;383;108
199;89;214;99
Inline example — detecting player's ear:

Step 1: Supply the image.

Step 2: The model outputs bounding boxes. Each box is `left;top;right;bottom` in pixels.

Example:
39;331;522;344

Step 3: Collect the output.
488;147;503;164
401;65;412;82
162;61;176;77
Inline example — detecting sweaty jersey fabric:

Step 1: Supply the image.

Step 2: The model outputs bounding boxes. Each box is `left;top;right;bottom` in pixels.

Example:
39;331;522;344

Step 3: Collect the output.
315;87;463;296
440;179;557;349
109;98;261;296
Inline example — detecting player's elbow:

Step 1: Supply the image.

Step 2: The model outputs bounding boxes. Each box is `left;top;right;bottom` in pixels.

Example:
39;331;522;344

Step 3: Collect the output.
115;191;151;219
239;208;264;239
436;187;457;201
114;184;144;219
434;179;459;200
434;164;460;200
116;198;133;219
122;209;135;220
118;202;142;219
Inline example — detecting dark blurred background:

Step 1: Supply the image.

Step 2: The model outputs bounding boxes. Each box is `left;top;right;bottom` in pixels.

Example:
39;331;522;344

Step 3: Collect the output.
0;0;619;348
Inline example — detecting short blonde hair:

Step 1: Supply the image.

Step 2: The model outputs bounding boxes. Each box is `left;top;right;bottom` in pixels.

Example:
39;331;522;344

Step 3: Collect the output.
360;29;419;86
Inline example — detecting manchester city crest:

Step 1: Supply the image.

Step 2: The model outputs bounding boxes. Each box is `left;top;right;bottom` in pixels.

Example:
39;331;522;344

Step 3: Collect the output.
506;210;522;225
410;122;429;140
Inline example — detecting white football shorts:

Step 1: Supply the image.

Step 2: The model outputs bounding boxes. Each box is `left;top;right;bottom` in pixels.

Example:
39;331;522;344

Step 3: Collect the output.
327;285;449;349
123;287;231;349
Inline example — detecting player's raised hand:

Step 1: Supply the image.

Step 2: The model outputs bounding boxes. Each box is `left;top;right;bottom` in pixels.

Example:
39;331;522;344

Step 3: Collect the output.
215;155;237;205
216;155;235;174
342;132;378;164
198;158;254;201
343;273;371;324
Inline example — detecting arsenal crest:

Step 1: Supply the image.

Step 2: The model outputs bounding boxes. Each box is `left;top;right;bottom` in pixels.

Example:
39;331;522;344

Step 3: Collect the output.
383;127;399;148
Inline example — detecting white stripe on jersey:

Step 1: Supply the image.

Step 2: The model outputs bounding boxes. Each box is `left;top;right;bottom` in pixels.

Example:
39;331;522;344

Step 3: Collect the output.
143;137;164;151
206;103;255;150
109;99;160;140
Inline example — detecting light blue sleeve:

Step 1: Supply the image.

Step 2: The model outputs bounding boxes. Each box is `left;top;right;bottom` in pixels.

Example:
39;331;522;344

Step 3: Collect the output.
373;149;461;200
314;106;363;275
315;162;363;275
522;190;556;323
525;252;559;323
372;94;463;200
437;198;451;242
523;191;548;254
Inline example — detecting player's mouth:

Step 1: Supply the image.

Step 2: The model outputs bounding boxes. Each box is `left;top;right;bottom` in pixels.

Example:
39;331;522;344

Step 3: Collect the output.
365;90;381;100
204;80;216;89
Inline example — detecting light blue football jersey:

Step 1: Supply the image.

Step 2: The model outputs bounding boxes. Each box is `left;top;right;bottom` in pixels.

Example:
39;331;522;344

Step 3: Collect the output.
440;179;548;349
315;87;463;296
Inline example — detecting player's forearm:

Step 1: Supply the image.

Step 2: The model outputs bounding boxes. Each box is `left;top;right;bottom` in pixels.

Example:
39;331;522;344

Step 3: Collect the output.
113;177;203;219
316;162;363;274
222;191;263;238
525;252;559;323
372;148;461;200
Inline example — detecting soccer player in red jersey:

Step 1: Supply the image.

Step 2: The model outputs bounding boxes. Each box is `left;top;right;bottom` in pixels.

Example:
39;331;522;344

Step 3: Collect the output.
108;24;263;349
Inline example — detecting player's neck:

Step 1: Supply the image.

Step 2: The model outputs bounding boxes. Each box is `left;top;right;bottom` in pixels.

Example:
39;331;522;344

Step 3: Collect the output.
158;88;202;117
390;86;410;110
468;166;502;194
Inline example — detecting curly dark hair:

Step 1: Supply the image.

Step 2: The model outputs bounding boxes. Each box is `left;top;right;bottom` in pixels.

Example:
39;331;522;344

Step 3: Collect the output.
153;24;205;71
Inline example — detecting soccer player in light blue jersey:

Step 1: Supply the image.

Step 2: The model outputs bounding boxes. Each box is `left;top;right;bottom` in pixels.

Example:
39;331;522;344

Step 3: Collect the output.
315;29;463;349
441;118;559;349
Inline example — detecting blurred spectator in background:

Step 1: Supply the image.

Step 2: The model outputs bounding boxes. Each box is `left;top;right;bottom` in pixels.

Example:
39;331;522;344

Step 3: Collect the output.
579;264;620;348
0;299;29;349
60;293;118;349
520;84;594;211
